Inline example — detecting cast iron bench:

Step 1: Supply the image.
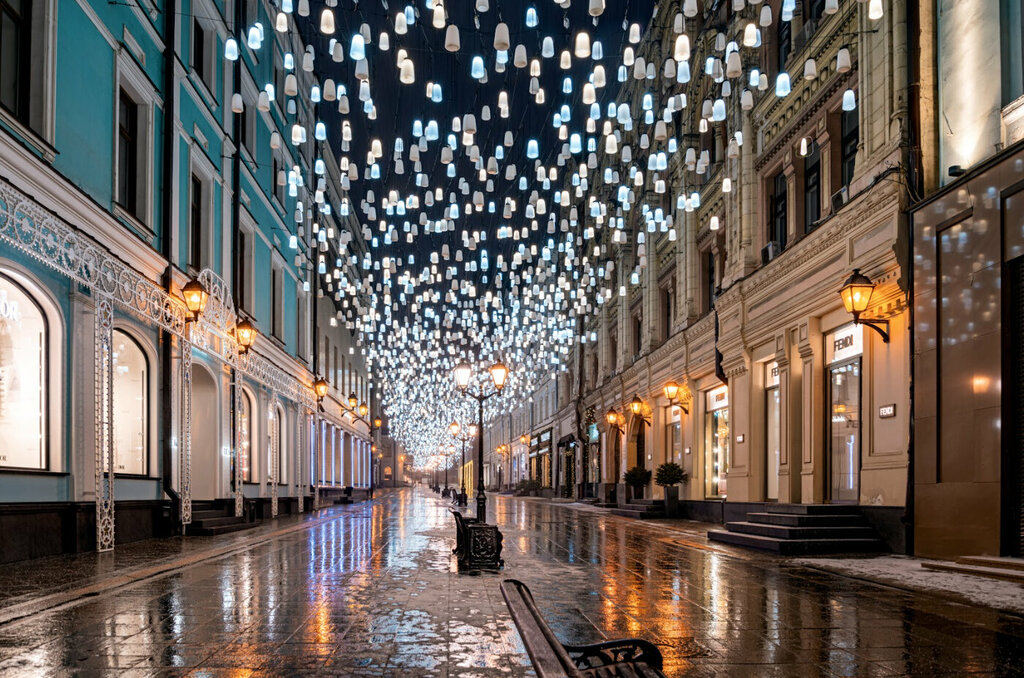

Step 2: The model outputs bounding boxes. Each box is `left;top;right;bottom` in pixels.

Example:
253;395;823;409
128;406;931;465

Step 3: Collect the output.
500;579;665;678
448;507;477;561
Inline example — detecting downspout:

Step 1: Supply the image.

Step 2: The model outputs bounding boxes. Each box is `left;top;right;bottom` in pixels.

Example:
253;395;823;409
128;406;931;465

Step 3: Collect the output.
160;0;179;525
228;0;242;510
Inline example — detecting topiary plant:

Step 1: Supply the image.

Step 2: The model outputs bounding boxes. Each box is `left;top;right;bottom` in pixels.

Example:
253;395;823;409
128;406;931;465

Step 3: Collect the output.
655;462;688;487
623;466;652;489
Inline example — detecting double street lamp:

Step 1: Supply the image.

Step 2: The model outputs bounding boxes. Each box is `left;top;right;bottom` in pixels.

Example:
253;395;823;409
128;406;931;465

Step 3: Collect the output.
453;360;509;524
448;421;478;506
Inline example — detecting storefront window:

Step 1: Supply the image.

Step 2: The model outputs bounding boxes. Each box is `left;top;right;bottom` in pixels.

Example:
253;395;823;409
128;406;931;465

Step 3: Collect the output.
705;386;729;498
765;361;781;501
826;324;863;503
665;408;681;464
239;390;253;482
112;330;147;475
0;274;47;470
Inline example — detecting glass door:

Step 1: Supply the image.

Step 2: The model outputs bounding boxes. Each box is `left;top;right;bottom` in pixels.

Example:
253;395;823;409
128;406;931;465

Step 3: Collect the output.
705;407;729;498
766;386;780;501
828;360;861;503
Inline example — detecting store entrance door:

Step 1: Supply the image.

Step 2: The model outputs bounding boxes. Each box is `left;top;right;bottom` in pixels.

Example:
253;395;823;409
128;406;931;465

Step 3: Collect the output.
828;360;861;503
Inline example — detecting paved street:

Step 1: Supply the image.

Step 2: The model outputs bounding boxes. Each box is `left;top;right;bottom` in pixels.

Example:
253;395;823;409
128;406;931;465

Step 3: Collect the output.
1;488;1023;677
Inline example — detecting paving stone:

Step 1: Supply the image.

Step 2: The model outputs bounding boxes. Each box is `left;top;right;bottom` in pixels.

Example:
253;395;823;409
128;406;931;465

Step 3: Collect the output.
0;488;1022;675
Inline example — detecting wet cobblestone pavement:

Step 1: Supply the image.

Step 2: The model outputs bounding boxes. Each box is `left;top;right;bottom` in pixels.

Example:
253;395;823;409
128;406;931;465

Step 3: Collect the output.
2;488;1024;676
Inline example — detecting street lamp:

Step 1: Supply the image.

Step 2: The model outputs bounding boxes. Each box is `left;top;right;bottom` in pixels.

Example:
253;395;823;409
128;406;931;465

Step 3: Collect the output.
358;402;369;418
606;408;625;432
629;395;652;425
348;393;358;409
314;378;329;406
452;360;510;523
450;420;475;506
234;318;256;354
181;278;208;323
663;380;693;414
839;268;890;342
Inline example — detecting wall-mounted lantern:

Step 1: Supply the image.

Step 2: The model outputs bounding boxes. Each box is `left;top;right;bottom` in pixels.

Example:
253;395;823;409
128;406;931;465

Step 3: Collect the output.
839;269;890;343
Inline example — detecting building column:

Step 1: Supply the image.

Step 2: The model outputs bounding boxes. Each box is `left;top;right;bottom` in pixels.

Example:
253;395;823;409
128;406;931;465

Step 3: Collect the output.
798;318;825;503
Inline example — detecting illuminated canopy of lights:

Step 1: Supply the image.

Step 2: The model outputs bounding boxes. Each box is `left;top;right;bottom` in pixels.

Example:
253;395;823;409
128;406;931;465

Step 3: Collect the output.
234;0;867;468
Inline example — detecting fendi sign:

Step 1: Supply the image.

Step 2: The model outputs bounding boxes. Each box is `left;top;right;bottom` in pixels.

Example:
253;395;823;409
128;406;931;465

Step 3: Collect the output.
825;324;863;364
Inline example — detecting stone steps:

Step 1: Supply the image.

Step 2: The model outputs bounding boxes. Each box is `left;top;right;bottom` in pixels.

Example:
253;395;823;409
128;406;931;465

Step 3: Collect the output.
708;530;886;556
723;521;878;541
611;506;665;520
708;504;886;555
188;502;260;536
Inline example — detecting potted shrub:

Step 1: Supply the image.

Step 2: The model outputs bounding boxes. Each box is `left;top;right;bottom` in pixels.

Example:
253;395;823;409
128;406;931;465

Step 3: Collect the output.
655;462;688;517
623;466;652;502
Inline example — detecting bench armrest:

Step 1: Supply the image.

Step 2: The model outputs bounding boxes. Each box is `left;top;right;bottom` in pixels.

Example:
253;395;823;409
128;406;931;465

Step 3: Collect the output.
564;638;664;671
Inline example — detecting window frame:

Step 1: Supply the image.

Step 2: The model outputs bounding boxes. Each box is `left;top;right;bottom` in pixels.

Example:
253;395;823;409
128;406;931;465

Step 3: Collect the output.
187;147;217;272
776;15;792;73
804;143;822;232
0;267;63;474
113;52;157;231
0;0;56;149
840;108;859;188
769;171;789;250
111;327;153;478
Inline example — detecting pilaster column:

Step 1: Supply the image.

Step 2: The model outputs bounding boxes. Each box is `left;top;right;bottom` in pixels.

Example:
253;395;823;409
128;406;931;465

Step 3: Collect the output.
798;319;824;503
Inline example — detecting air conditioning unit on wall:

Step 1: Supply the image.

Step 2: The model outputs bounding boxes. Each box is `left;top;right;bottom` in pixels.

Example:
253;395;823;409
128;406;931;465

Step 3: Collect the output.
761;241;781;265
831;186;849;213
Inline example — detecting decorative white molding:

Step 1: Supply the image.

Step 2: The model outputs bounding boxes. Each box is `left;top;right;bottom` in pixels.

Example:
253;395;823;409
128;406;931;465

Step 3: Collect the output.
94;297;115;551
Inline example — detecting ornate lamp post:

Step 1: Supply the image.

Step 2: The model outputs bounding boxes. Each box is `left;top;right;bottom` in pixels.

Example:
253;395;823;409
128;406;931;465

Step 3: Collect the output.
449;421;476;506
453;360;509;524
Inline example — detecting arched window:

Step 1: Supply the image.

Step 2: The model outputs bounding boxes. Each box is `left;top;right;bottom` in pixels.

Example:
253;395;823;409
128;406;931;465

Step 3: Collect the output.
112;329;148;475
271;403;285;484
239;389;255;482
0;273;48;469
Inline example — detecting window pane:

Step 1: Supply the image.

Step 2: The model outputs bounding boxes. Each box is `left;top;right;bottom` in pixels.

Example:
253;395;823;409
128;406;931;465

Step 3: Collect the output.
112;330;147;475
0;274;47;469
239;392;252;482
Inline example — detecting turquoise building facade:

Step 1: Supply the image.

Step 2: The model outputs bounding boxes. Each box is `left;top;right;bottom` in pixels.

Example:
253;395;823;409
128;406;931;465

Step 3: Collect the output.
0;0;374;560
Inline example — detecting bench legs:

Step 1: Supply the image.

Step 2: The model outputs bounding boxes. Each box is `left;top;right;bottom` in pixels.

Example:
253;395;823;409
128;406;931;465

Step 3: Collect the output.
563;638;664;671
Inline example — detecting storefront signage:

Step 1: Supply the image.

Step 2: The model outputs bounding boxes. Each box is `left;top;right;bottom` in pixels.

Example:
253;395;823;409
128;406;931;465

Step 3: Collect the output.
825;323;863;364
879;404;896;418
705;385;729;411
0;289;21;322
587;423;599;442
765;361;779;388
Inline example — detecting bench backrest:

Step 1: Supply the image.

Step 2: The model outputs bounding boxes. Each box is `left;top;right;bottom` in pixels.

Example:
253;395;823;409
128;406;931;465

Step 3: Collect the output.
501;579;583;678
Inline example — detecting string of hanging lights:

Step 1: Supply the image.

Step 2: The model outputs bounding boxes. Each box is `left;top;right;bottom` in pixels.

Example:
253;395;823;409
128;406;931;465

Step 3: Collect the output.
225;0;873;468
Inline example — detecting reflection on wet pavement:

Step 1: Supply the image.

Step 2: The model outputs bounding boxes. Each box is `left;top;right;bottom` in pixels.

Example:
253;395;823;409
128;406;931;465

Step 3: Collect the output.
1;487;1023;676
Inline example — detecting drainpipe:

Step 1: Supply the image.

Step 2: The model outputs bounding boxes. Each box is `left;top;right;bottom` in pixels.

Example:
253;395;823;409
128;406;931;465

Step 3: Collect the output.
228;0;243;511
160;0;179;526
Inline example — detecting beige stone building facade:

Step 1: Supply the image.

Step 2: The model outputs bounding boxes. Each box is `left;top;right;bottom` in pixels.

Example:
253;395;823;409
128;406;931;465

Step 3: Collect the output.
485;0;914;551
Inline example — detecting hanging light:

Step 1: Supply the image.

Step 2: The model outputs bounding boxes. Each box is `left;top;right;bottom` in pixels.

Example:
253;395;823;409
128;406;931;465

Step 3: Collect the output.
358;402;369;417
842;89;857;111
348;393;358;408
449;421;461;436
868;0;884;20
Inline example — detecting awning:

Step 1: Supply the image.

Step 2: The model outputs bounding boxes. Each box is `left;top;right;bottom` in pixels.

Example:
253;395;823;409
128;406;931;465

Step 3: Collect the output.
556;434;575;447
